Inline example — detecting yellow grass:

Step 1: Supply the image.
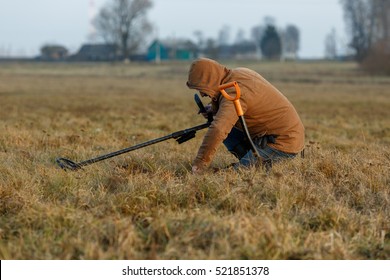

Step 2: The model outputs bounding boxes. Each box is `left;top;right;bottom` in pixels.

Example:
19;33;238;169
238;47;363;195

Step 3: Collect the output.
0;60;389;259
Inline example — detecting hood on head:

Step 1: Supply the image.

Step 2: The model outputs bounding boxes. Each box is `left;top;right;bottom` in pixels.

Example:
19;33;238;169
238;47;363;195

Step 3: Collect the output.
186;58;231;99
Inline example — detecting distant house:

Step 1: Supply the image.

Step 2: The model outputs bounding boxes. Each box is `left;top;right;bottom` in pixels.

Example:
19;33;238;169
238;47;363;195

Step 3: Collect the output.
70;44;120;61
231;41;259;60
147;39;198;62
40;45;68;61
216;42;259;60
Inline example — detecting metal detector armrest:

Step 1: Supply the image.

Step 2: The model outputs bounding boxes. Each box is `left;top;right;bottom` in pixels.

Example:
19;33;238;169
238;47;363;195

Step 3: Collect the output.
173;122;210;144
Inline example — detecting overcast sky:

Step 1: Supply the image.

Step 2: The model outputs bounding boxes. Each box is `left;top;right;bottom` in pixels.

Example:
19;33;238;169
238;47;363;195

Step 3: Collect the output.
0;0;347;58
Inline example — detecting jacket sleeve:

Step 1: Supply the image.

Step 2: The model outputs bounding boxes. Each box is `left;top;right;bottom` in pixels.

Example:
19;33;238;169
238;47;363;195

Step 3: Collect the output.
193;96;240;168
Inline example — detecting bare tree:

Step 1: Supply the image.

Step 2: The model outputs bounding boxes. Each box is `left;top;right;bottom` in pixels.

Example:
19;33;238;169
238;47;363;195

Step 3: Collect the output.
193;30;205;50
361;0;390;74
94;0;153;59
251;25;265;43
340;0;376;61
218;25;231;46
251;25;265;58
204;38;218;59
372;0;390;49
234;29;246;44
341;0;390;73
283;24;300;60
324;28;338;60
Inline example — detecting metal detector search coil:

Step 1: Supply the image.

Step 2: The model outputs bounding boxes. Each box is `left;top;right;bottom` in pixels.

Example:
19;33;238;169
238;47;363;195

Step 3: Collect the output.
56;157;82;171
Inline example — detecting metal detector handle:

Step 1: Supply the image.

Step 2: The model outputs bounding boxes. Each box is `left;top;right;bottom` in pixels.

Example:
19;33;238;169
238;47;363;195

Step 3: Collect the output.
218;81;244;116
194;94;213;123
194;94;206;114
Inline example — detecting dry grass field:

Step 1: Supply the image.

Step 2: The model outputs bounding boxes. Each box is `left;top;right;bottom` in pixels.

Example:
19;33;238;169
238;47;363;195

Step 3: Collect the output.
0;60;389;260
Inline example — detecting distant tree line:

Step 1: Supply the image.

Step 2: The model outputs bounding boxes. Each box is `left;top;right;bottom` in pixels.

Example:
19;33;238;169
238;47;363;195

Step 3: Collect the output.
191;19;299;61
33;0;390;75
39;0;300;62
90;0;300;61
340;0;390;74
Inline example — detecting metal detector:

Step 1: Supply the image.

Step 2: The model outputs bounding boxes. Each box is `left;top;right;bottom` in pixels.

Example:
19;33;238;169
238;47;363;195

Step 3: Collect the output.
56;94;212;171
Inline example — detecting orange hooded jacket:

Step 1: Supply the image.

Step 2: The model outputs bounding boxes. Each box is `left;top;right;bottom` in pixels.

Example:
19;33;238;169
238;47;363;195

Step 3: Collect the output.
187;58;305;169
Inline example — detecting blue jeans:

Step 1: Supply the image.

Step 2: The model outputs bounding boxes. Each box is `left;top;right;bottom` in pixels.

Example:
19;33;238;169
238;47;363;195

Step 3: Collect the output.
223;127;296;167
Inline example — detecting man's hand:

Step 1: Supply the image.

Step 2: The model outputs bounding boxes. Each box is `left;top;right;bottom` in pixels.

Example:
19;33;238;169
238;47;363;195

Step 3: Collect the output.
191;165;204;175
198;104;212;119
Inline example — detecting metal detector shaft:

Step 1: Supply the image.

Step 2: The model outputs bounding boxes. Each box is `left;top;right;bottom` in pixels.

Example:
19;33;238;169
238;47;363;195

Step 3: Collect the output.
56;121;210;170
81;122;208;167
